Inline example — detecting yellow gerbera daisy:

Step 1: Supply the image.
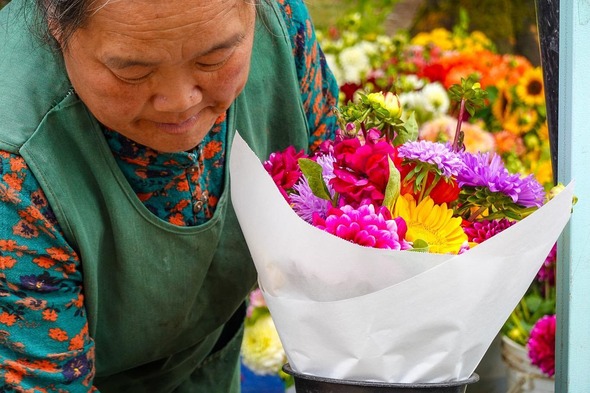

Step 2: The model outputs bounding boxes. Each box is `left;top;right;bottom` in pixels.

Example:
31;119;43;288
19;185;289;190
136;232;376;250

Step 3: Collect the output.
516;67;545;106
393;194;467;254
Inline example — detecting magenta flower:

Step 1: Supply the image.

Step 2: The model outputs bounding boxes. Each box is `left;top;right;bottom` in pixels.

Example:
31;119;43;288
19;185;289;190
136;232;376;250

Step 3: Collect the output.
528;314;556;377
458;151;545;208
537;243;557;286
263;146;307;201
312;204;411;250
463;218;515;244
329;136;398;207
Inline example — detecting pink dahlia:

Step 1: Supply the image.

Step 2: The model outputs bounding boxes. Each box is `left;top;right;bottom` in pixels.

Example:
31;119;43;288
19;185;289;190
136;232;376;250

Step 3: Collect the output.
462;218;515;244
330;136;399;208
263;146;306;201
312;204;411;250
528;314;556;377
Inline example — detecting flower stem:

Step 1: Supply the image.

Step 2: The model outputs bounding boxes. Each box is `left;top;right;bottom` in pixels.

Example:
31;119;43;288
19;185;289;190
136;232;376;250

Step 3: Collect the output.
452;99;466;151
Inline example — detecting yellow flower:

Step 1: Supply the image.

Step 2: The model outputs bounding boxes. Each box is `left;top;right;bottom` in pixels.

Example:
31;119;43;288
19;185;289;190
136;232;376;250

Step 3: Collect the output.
502;107;539;135
515;67;545;106
241;314;286;375
393;194;467;254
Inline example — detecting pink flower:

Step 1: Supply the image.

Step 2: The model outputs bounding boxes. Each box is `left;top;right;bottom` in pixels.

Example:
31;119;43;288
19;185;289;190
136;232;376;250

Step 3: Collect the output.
246;288;267;318
537;243;557;286
263;146;307;201
312;204;410;250
528;314;556;377
330;136;399;207
462;218;516;244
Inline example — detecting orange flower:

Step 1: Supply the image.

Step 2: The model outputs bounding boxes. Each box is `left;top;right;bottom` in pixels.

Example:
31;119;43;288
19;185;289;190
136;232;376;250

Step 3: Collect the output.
30;359;59;373
42;309;59;322
4;368;24;385
69;331;86;351
0;312;17;326
62;263;78;274
169;213;185;226
48;328;68;342
0;255;17;269
9;156;26;172
3;173;23;192
33;256;56;269
0;239;18;251
46;247;71;261
24;206;45;222
494;130;526;155
203;140;222;159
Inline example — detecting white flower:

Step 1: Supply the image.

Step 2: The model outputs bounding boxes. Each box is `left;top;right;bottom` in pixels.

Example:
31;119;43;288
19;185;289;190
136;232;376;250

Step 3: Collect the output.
324;53;343;86
421;82;450;115
241;314;286;376
338;44;371;84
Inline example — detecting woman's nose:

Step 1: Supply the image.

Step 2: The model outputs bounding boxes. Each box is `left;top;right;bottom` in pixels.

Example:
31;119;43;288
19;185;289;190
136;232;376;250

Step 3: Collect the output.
152;76;202;113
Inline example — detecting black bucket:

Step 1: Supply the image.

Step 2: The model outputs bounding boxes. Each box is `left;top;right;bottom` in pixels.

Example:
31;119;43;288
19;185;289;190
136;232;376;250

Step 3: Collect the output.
282;364;479;393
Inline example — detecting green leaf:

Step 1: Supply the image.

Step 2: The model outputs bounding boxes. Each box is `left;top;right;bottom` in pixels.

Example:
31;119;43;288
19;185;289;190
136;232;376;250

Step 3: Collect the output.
410;239;429;252
383;157;401;211
398;111;419;144
298;158;331;201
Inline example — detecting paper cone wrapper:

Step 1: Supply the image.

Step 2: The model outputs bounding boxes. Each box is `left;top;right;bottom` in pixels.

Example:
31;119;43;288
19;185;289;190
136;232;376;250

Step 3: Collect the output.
229;132;574;383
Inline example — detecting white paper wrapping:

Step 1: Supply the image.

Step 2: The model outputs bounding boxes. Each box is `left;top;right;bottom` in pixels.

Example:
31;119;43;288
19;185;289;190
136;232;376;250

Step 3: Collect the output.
229;132;574;383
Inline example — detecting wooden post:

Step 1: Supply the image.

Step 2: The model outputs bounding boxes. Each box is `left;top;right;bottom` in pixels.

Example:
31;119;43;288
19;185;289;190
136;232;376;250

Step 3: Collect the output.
556;0;590;390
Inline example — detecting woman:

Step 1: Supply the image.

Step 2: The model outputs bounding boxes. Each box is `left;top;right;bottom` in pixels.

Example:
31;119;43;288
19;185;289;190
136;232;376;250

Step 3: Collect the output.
0;0;338;390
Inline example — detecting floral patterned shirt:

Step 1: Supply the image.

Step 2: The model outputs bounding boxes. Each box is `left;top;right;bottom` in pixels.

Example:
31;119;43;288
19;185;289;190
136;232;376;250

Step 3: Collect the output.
0;0;338;390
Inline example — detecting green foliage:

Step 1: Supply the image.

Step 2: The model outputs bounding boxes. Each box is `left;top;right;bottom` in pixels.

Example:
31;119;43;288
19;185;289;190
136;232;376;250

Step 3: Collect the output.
336;0;400;35
298;158;333;202
382;156;401;211
456;186;538;222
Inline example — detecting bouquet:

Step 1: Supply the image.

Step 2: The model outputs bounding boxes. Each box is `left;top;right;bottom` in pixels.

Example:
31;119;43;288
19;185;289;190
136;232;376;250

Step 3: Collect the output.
229;81;573;384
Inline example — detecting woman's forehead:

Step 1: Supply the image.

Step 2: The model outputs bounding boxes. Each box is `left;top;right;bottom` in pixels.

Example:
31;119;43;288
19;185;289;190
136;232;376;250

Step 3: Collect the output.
87;0;243;31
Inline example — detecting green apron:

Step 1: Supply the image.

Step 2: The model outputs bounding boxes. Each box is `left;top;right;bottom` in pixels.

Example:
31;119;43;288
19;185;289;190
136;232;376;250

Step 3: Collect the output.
0;1;310;391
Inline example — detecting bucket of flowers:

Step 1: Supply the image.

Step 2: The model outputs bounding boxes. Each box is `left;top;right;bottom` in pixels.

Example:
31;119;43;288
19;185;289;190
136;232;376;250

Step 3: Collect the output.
230;78;573;391
500;241;558;393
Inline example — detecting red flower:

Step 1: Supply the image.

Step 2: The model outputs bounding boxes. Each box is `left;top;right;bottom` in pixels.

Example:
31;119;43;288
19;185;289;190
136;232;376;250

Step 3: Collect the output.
399;163;460;205
263;146;306;201
330;137;399;207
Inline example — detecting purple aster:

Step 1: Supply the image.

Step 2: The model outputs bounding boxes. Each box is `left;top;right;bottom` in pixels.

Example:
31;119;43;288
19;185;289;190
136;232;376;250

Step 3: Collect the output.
398;140;464;178
312;204;411;250
457;151;545;208
291;153;336;223
463;218;516;244
528;314;556;377
291;179;333;223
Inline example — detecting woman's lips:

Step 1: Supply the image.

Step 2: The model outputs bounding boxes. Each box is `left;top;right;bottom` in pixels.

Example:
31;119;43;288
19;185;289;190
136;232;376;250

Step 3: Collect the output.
154;115;198;135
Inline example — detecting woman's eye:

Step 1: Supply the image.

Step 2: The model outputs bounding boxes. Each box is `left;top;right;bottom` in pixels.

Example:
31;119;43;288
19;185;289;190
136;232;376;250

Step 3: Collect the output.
117;73;152;83
196;58;229;71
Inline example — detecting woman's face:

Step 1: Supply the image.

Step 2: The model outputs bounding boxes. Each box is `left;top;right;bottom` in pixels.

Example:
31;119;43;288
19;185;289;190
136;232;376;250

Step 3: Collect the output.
59;0;256;152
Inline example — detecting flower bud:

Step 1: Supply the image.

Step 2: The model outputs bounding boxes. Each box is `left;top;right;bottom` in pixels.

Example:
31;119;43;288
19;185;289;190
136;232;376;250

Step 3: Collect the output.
383;92;402;118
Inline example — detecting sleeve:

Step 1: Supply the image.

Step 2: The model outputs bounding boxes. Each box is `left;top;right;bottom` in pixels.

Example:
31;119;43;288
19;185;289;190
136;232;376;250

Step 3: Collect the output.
0;151;97;392
275;0;340;152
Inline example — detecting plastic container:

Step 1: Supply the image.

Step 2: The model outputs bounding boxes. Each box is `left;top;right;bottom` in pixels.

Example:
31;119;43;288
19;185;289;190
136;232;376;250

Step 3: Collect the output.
282;364;480;393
